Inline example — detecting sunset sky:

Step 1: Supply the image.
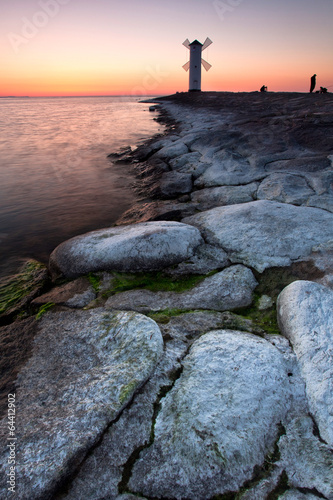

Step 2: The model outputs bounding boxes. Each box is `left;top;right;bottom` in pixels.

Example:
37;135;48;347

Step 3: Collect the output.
1;0;332;96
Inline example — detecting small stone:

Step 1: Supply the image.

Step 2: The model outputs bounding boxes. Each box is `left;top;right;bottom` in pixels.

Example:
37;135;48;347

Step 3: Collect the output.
258;294;274;310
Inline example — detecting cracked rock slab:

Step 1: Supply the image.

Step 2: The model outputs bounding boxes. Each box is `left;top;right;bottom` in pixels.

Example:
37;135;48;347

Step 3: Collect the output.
49;221;203;278
129;330;295;500
277;280;333;447
59;339;186;500
194;150;264;187
0;309;163;500
105;265;257;313
168;244;229;276
183;200;333;272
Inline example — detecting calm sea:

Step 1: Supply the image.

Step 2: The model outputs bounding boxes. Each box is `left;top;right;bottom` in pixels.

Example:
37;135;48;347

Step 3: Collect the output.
0;96;163;277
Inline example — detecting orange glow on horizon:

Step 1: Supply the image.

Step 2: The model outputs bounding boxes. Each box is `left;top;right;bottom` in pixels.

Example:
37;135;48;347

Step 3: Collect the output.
1;0;332;98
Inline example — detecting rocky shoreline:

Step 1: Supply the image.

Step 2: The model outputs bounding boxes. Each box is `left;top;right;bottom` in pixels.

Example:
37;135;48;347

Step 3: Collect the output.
0;92;333;499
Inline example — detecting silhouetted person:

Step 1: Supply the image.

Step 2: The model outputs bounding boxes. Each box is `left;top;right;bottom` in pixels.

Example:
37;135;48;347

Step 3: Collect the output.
320;86;328;93
260;85;267;92
310;74;316;93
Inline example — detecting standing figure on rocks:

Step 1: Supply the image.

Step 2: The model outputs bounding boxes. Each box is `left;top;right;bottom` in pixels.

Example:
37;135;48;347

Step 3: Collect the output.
310;74;316;93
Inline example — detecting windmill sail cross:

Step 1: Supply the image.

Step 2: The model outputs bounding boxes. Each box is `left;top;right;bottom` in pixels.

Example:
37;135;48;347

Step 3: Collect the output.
182;37;213;90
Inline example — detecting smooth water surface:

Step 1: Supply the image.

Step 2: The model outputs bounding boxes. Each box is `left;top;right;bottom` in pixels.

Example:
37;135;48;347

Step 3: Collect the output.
0;96;162;276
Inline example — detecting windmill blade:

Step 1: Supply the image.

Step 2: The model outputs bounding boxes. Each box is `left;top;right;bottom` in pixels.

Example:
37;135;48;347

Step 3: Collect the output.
201;58;212;71
182;61;190;72
202;37;213;51
183;39;190;49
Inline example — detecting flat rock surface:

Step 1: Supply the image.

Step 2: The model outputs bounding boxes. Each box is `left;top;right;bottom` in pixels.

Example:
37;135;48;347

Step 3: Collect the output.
0;309;163;500
59;339;186;500
191;183;258;210
183;200;333;272
277;280;333;448
151;92;333;213
129;330;294;499
49;221;203;278
105;265;257;313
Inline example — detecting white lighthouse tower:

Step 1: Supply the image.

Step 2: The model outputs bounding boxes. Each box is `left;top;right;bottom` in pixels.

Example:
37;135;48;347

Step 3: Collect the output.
183;38;212;91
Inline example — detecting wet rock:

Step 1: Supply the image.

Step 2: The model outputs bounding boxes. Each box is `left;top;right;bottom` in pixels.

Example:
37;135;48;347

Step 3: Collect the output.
160;171;193;197
191;182;258;210
129;330;294;499
0;309;163;500
277;280;333;447
31;277;96;308
116;200;199;225
105;265;257;313
153;140;189;160
0;259;48;320
183;200;333;272
49;221;203;278
278;416;333;499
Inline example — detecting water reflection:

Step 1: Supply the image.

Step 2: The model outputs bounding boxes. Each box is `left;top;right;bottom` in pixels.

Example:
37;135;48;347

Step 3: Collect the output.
0;96;162;276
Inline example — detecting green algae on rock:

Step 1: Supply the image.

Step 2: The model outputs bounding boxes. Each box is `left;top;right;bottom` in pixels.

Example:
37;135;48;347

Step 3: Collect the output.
0;260;48;321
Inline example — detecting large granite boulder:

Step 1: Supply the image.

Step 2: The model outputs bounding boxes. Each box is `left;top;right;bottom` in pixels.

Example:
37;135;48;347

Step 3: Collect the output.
129;330;294;499
0;309;163;500
183;200;333;272
105;265;257;313
277;280;333;447
49;221;203;278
